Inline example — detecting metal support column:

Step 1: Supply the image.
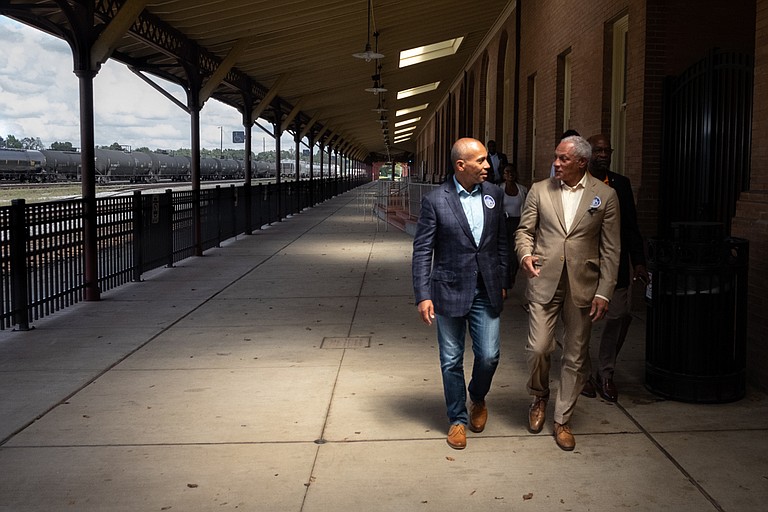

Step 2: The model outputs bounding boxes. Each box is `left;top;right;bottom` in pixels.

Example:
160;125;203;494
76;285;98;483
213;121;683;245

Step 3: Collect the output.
75;68;101;301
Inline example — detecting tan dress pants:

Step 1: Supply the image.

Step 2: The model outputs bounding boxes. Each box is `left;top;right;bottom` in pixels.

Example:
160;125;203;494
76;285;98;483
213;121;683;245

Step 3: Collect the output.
526;269;592;425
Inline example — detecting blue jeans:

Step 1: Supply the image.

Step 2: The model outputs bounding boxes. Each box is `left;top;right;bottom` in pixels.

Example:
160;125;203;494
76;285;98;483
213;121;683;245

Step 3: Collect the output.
435;288;500;425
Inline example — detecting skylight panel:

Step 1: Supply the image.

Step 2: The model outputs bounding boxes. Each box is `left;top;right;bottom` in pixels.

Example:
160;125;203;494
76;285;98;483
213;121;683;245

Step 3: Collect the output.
399;37;464;68
394;126;416;135
396;104;428;117
395;117;421;128
397;82;439;100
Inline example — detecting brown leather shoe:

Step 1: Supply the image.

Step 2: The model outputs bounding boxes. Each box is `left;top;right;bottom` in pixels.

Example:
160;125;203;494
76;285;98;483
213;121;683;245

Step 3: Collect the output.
597;374;618;402
580;376;597;398
469;400;487;433
528;396;547;433
553;422;575;451
447;424;466;450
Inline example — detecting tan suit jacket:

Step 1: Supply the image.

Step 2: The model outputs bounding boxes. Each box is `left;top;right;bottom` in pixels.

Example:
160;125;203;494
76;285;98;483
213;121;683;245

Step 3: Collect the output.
515;174;621;307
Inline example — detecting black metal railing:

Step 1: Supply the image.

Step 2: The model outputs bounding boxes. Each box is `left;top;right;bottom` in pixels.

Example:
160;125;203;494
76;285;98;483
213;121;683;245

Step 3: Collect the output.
661;49;753;236
0;177;364;330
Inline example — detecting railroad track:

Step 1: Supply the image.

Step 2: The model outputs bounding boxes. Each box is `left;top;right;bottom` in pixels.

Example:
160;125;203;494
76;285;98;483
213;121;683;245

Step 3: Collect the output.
0;178;277;206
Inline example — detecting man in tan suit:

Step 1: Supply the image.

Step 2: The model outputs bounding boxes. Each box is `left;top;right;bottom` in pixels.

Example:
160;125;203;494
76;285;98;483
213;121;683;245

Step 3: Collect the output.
515;135;621;451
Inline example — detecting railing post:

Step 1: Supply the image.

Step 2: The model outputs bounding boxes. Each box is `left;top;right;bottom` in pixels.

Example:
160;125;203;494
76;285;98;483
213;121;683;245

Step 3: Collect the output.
296;181;300;212
270;183;277;224
166;189;174;268
9;199;31;331
244;181;252;235
255;183;263;230
215;185;222;247
231;184;238;237
309;177;314;207
276;180;282;222
132;191;143;282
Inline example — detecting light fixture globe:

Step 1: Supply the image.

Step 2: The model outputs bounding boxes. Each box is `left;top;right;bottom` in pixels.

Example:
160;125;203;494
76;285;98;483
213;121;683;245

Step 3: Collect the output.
353;43;384;62
352;2;384;61
372;100;388;113
365;81;387;93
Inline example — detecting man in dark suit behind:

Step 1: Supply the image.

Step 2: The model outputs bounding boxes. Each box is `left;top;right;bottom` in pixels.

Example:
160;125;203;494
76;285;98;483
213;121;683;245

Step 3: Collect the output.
581;134;649;402
412;137;510;450
486;139;509;184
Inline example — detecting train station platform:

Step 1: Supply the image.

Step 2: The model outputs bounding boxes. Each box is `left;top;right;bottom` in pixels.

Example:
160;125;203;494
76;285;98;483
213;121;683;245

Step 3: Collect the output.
1;184;766;511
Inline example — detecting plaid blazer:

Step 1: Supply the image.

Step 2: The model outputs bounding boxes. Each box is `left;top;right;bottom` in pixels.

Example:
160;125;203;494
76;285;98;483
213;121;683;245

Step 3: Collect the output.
412;180;509;317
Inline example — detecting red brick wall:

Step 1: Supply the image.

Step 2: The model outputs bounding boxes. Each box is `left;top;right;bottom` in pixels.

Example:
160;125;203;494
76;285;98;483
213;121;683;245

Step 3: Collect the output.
516;1;632;185
663;0;755;76
750;0;768;193
413;0;767;391
731;0;768;391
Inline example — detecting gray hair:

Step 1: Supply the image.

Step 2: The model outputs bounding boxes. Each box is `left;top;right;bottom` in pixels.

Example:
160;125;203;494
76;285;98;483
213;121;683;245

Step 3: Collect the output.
561;135;592;161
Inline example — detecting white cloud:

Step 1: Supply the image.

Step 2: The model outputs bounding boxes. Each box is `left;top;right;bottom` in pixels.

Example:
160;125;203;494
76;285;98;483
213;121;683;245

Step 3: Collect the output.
0;17;297;153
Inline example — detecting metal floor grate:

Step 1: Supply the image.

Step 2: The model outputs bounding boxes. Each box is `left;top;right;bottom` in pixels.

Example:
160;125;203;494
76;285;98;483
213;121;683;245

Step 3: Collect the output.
320;337;371;349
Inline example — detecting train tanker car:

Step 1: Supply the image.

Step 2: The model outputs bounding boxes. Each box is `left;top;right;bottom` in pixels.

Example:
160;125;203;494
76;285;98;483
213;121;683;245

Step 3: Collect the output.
219;158;244;180
131;151;154;182
93;148;138;183
199;157;220;180
254;160;275;178
39;149;81;181
0;148;46;181
93;149;171;183
4;148;277;184
149;152;191;181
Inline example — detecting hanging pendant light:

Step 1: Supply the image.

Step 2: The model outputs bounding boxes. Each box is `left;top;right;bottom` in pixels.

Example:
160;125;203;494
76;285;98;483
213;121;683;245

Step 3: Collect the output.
372;97;388;113
365;43;387;94
352;1;384;61
365;82;387;93
365;78;388;94
353;42;384;63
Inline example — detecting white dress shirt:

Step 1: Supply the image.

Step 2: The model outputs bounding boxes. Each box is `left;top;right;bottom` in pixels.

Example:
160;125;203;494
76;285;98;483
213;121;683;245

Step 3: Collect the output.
561;173;588;233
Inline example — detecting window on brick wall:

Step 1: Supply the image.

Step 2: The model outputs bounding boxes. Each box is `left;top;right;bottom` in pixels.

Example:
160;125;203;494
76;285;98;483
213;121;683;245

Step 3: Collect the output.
497;30;508;145
481;52;489;143
527;73;537;182
557;49;573;136
611;15;629;173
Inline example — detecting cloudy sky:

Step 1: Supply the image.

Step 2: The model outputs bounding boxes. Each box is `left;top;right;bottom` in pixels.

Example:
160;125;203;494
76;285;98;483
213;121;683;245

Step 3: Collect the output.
0;16;295;154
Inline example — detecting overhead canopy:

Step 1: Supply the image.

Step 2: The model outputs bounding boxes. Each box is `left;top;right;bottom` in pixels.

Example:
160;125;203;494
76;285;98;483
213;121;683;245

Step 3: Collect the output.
2;0;514;162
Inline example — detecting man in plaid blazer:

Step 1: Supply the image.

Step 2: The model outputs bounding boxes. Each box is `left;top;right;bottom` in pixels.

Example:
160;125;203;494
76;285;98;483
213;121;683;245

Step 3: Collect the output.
412;137;510;450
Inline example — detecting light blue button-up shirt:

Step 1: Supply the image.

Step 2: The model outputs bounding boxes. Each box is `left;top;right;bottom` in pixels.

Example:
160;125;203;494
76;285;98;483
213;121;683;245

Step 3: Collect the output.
453;175;483;246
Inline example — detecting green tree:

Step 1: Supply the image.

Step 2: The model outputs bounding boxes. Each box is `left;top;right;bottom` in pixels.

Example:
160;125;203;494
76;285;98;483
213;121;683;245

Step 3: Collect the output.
0;135;5;148
256;150;276;162
50;141;75;151
5;135;22;149
109;142;124;151
21;137;44;150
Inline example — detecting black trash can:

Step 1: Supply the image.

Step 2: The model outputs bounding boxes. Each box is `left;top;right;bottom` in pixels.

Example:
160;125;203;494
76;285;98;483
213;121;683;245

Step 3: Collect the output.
645;222;748;403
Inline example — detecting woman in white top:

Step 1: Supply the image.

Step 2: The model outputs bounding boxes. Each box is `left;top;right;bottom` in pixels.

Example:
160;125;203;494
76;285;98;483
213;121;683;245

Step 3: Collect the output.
499;163;528;286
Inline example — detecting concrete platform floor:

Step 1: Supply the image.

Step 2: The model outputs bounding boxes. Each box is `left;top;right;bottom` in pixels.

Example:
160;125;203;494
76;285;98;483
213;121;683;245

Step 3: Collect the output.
1;185;766;511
